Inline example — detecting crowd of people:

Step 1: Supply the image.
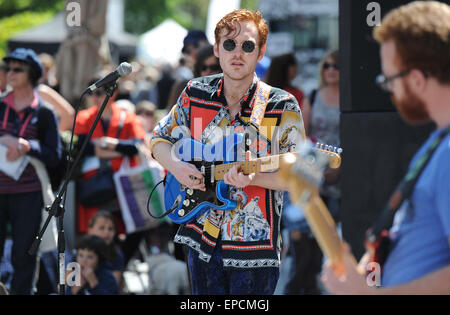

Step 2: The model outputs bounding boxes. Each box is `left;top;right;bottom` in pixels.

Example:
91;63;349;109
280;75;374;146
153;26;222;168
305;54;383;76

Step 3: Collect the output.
1;1;449;296
0;24;224;296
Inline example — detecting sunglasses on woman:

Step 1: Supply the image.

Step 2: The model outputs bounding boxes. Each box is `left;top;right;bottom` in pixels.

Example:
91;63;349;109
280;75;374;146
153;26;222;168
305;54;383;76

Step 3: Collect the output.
324;62;339;70
137;111;155;117
88;89;106;97
222;39;257;53
5;67;26;73
201;63;221;72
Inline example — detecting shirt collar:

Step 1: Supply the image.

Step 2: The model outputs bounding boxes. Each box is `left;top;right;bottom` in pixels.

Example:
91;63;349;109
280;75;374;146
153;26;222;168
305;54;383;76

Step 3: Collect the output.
3;90;40;112
216;73;260;110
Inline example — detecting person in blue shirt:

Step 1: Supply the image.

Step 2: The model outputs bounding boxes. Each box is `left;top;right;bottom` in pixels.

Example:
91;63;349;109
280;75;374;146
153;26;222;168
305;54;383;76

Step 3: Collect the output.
321;1;450;294
66;235;119;295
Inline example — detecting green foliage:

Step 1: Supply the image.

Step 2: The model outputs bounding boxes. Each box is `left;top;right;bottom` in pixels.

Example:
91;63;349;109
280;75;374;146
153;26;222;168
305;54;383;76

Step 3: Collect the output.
0;10;56;58
167;0;210;30
125;0;242;34
241;0;260;11
124;0;171;34
0;0;64;18
0;0;64;58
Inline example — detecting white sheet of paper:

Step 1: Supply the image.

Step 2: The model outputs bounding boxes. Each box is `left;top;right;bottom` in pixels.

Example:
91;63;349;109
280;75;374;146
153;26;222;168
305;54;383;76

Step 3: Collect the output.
0;143;29;181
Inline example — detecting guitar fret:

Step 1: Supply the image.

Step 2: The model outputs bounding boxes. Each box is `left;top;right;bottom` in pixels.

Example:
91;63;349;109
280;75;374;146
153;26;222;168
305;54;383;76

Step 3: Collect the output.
214;147;341;181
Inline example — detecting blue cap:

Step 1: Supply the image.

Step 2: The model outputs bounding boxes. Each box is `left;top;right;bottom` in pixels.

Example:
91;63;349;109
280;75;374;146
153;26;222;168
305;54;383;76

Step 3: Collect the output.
3;48;43;79
182;30;208;53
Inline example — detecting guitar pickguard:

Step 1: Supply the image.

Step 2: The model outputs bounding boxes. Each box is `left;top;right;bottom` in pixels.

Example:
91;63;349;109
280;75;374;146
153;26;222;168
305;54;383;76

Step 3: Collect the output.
165;133;243;224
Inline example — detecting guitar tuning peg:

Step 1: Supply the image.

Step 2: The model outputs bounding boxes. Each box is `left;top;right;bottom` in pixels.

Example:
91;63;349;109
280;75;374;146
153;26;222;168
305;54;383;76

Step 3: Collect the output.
337;148;343;155
333;147;337;153
316;142;320;148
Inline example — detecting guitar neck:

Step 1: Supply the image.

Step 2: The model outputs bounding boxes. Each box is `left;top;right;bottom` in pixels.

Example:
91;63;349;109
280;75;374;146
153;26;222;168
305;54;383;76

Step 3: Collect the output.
214;146;341;181
214;153;292;180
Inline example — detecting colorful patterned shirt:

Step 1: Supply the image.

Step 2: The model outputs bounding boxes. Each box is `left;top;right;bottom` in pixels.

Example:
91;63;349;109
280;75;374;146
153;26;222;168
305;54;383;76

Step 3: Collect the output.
151;73;305;268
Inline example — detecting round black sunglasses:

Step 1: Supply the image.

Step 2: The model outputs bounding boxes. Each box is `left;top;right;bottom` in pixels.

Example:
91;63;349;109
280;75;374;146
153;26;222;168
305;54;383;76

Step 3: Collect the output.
223;39;257;53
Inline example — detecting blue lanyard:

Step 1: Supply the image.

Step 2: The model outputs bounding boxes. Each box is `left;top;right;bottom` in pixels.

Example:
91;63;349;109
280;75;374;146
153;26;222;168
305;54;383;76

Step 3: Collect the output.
367;125;450;242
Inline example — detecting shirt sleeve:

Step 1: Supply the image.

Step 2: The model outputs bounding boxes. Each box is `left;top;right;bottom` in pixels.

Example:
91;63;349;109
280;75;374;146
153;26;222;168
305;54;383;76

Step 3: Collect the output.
149;85;190;153
277;94;306;154
435;137;450;236
28;107;62;167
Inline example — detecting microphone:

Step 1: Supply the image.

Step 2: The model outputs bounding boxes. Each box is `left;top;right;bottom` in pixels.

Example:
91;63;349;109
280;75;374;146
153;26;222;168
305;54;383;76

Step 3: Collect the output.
86;62;132;92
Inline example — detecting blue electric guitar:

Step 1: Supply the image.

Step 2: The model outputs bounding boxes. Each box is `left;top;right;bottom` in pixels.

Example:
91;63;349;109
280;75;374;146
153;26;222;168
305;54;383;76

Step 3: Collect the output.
164;133;342;224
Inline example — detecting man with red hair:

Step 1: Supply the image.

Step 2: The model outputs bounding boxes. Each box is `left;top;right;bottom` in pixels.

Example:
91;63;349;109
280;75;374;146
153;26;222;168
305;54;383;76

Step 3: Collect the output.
151;9;305;294
322;1;450;294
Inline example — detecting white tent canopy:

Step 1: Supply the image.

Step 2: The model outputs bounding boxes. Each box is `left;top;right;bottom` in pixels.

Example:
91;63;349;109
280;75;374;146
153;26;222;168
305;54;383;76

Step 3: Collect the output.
205;0;240;44
137;19;187;66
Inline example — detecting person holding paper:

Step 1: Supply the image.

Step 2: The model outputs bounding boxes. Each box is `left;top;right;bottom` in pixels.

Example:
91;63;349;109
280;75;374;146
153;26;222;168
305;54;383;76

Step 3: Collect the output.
0;48;61;295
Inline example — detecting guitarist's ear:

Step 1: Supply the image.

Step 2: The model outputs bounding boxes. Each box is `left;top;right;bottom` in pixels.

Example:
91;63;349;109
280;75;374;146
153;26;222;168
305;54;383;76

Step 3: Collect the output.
257;44;266;62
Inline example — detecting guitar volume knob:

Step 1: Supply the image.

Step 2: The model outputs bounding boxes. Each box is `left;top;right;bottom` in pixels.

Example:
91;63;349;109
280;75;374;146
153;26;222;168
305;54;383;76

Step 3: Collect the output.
178;209;185;217
183;199;190;207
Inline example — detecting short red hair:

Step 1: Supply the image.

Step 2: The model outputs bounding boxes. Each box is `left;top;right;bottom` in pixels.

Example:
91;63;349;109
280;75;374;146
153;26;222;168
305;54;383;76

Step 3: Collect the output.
214;9;269;48
373;1;450;84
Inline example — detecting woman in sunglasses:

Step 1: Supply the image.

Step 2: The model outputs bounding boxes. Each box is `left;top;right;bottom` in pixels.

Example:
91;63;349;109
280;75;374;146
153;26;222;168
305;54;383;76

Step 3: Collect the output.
309;50;341;208
193;45;222;78
0;48;62;294
284;50;341;295
151;9;305;295
304;50;340;164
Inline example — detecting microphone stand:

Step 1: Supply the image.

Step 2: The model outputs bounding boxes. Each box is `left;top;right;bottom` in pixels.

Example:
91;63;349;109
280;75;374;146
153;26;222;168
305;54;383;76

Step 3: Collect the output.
28;82;118;295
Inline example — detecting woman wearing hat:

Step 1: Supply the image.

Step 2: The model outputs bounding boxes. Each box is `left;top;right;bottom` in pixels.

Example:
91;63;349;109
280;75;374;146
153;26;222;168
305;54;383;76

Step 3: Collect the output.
0;48;62;294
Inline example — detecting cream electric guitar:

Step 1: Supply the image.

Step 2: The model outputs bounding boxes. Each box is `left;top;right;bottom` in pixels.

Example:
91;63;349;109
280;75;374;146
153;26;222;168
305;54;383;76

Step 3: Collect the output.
279;141;360;276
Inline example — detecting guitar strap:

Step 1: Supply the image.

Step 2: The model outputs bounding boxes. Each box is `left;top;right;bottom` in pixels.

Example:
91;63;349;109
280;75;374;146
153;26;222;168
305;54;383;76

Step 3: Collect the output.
249;81;271;129
366;125;450;265
245;80;271;157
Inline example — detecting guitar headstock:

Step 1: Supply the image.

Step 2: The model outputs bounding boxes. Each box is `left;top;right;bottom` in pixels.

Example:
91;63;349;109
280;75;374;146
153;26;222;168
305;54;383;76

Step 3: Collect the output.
314;142;342;169
279;140;356;277
280;140;341;199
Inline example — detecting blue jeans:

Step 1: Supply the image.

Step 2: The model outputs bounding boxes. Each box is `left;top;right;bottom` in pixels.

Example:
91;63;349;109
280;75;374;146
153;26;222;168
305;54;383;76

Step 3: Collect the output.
0;191;42;295
188;239;279;295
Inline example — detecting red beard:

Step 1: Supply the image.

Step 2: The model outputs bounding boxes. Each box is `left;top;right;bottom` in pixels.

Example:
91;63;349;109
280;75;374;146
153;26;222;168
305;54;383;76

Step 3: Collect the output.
391;81;430;124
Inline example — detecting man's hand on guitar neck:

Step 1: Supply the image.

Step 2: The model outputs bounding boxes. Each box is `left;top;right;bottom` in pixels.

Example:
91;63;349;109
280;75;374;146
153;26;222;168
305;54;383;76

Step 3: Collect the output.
223;151;289;191
224;151;255;189
321;243;376;295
